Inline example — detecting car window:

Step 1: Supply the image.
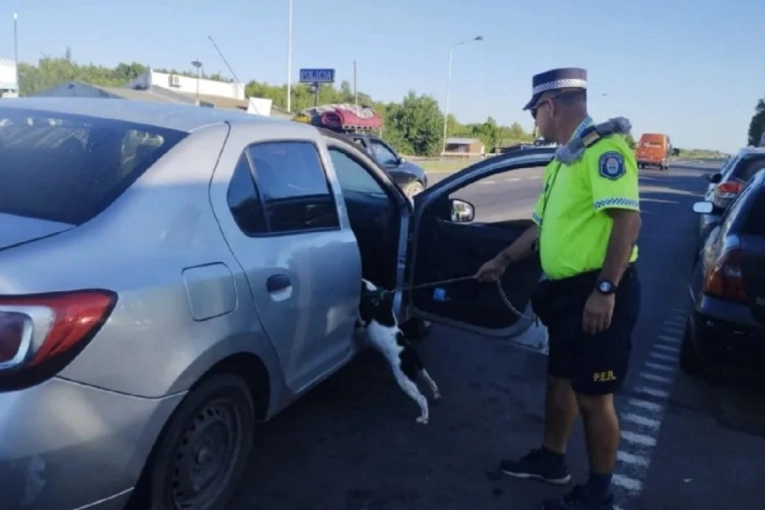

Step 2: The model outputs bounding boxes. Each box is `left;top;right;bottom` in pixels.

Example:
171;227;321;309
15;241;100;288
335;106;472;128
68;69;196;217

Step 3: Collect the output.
328;148;388;198
740;157;765;181
227;154;267;235
370;140;399;166
246;141;339;233
719;155;740;178
0;107;187;225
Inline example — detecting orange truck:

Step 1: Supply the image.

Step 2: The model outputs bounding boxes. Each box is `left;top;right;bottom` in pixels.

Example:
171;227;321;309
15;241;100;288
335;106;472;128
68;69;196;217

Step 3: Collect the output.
635;133;672;170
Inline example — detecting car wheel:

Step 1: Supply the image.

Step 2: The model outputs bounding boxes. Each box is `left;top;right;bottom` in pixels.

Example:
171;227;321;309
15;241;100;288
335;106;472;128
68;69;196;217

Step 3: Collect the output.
146;373;255;510
679;321;702;375
402;180;425;198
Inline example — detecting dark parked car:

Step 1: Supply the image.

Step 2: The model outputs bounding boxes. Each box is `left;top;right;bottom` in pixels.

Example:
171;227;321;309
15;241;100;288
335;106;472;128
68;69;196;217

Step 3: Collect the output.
682;170;765;379
347;133;428;197
698;148;765;242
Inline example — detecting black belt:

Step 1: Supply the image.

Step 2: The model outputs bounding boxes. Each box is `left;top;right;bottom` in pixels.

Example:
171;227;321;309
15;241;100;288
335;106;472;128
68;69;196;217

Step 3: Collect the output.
544;264;636;295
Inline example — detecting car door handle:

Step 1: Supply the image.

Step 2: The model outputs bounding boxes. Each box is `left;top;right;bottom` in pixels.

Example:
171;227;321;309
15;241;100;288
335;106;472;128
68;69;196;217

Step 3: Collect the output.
266;274;291;292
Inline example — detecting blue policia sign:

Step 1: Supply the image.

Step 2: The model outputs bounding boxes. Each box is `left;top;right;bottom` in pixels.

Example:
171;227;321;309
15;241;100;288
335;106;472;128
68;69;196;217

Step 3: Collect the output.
299;68;335;84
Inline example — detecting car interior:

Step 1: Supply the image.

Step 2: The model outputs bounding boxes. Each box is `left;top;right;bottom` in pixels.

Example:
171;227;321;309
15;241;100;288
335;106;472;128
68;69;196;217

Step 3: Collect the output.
323;137;404;292
409;194;542;329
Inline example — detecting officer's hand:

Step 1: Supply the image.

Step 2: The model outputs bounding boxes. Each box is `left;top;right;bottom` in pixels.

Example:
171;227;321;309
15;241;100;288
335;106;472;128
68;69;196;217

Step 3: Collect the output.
582;291;616;335
475;257;506;283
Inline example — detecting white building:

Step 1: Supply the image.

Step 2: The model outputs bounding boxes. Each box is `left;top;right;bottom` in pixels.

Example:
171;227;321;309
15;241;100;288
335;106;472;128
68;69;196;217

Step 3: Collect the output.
31;68;290;118
0;59;19;98
126;69;245;102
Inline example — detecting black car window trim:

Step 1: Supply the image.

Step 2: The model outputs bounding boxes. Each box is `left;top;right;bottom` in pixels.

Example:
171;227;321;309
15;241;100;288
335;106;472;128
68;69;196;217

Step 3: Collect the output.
227;152;270;235
243;139;341;237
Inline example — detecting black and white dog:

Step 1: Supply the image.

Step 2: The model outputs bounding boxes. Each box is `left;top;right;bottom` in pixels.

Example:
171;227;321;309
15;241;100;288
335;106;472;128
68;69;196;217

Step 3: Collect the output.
356;278;441;424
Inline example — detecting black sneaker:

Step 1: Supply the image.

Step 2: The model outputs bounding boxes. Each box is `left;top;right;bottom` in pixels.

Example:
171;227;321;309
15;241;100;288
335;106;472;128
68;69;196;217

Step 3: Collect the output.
499;448;571;485
540;485;614;510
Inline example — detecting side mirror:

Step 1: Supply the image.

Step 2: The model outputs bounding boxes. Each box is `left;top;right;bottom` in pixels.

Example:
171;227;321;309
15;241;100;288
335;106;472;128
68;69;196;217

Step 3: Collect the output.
707;173;722;184
692;201;714;214
449;198;475;223
398;156;406;164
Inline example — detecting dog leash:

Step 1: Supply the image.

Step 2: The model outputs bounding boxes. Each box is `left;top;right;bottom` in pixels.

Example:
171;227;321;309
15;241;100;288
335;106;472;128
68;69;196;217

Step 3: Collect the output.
384;275;538;323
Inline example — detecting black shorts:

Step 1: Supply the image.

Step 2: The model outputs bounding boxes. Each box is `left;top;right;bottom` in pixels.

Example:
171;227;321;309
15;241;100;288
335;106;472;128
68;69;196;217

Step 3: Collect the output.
544;267;641;395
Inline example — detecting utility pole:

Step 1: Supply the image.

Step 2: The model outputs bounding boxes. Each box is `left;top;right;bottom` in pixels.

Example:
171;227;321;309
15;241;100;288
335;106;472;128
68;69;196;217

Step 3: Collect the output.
353;60;358;106
286;0;293;113
442;36;483;155
13;13;19;95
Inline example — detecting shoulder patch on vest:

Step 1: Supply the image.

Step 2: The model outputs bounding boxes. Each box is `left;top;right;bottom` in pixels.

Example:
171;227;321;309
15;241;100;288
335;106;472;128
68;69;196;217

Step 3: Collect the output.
580;126;602;148
598;151;625;180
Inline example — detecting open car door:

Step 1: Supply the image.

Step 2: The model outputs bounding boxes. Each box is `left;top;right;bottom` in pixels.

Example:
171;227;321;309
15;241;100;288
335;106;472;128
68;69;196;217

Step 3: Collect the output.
406;148;556;354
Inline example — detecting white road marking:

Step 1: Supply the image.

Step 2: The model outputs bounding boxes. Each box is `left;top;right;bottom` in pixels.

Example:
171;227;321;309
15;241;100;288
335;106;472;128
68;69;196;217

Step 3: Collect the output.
621;430;657;446
628;398;663;413
614;317;687;507
482;180;497;184
505;177;521;182
654;344;681;354
623;412;661;429
617;450;650;466
649;351;678;363
640;372;674;384
635;386;671;399
644;361;675;372
613;474;643;492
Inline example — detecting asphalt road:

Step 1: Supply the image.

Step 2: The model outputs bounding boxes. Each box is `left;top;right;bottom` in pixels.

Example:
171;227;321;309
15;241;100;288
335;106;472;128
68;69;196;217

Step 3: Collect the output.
232;160;765;510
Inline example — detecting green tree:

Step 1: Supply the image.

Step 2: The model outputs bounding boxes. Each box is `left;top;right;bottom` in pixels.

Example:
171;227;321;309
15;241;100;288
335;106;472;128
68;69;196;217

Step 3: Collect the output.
747;97;765;147
18;56;149;96
384;91;444;157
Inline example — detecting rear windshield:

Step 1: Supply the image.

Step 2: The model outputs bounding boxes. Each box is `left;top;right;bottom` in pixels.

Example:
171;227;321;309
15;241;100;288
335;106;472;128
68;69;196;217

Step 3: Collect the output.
732;155;765;181
0;107;188;225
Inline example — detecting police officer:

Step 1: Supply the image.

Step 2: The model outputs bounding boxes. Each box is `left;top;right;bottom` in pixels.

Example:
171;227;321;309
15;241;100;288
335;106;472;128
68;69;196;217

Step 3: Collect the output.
476;68;642;510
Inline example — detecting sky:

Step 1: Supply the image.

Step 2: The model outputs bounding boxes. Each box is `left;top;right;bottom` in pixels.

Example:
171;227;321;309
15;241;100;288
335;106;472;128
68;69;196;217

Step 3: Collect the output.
1;0;764;153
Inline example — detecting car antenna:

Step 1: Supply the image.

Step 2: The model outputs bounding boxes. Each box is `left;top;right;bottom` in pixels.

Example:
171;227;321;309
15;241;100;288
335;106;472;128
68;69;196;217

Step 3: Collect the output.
207;35;245;94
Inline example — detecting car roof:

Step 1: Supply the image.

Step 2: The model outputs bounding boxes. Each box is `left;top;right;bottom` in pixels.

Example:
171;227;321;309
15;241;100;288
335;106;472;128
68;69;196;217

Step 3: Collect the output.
0;97;303;133
738;147;765;157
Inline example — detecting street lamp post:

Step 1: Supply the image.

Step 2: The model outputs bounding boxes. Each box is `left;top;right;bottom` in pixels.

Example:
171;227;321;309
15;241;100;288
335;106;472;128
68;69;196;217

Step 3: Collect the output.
286;0;293;113
13;13;19;95
191;60;202;104
442;36;483;155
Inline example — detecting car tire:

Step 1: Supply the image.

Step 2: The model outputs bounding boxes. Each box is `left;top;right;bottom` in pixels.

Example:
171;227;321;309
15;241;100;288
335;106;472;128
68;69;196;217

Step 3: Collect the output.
145;373;255;510
402;180;425;198
679;321;702;375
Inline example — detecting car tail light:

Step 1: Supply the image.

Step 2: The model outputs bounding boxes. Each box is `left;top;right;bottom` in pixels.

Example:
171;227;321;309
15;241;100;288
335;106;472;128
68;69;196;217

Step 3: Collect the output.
714;181;743;199
703;247;746;304
0;290;116;391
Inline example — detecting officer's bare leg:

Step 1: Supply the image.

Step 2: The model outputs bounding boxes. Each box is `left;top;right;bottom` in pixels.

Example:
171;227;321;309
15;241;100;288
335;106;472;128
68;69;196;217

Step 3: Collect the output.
578;392;620;502
543;375;579;454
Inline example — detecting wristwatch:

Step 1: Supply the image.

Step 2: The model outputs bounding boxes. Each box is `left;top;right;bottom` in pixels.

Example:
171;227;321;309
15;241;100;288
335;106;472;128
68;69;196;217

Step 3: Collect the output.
595;279;617;295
